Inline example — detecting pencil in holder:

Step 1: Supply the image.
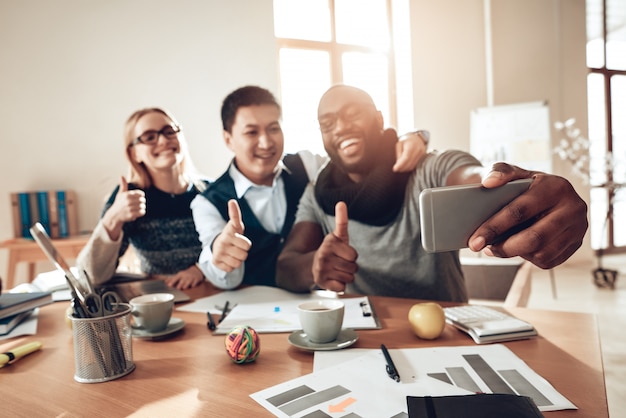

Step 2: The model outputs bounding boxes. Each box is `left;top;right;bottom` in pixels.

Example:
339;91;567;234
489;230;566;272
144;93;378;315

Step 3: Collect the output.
69;303;135;383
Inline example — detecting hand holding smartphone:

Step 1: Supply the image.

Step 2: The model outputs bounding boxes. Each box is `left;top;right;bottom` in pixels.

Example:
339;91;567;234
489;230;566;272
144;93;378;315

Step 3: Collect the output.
419;179;533;253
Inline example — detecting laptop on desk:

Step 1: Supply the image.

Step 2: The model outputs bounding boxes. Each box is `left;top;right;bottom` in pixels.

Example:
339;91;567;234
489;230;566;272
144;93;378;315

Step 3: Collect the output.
29;223;190;304
98;273;190;303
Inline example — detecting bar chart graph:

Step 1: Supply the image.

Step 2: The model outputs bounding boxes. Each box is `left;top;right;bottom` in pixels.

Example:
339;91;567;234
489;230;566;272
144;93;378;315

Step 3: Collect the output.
252;344;576;417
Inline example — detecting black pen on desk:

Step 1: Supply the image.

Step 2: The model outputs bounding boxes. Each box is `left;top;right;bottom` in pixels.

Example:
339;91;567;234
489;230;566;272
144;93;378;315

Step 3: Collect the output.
219;300;230;323
381;344;400;382
360;300;372;317
207;312;216;330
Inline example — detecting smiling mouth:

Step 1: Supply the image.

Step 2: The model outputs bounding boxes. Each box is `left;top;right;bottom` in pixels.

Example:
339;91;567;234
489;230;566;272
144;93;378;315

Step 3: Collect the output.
255;152;276;160
154;147;178;157
339;139;359;150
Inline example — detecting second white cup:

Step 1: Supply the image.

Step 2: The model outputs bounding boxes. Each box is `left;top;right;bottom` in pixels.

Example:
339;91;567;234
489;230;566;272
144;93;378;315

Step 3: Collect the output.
298;300;345;343
129;293;174;333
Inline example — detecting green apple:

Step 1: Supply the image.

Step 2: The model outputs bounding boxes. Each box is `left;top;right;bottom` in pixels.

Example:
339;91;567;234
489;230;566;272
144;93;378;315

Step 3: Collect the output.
408;302;446;339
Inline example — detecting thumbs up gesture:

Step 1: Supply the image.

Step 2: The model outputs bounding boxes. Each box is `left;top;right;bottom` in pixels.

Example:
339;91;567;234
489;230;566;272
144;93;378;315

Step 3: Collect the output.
111;176;146;222
312;202;358;292
102;176;147;240
212;199;252;272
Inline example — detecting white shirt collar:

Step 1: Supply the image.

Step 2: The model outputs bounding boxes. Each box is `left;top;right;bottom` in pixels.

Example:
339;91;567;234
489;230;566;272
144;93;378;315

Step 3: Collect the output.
228;159;289;198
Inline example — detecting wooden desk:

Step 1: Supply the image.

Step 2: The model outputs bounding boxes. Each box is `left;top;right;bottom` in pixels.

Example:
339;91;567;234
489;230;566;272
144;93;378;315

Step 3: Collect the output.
0;234;90;288
0;283;608;417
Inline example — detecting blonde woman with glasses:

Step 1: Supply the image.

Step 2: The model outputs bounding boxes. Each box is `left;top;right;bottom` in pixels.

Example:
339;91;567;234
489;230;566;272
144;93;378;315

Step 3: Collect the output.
77;108;210;290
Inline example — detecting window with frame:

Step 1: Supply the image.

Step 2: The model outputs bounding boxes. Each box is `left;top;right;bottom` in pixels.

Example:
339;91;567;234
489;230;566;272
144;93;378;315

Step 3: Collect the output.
586;0;626;253
273;0;413;155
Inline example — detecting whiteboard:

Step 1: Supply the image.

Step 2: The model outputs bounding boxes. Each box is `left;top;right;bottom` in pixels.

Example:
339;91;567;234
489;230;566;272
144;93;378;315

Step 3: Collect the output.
470;101;551;173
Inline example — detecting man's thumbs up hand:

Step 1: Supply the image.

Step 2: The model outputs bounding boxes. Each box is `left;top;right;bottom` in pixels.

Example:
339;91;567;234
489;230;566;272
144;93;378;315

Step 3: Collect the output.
333;202;349;242
312;201;358;293
212;199;252;273
228;199;245;236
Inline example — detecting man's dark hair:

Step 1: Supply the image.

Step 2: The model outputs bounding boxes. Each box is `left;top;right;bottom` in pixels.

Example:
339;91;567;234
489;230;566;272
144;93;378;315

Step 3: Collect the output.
221;86;281;132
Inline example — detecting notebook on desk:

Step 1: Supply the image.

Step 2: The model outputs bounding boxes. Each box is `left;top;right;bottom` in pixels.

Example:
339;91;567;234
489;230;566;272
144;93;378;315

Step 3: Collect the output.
0;292;52;320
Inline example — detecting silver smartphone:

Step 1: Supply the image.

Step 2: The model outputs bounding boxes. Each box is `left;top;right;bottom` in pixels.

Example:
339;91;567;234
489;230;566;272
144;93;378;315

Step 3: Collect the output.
419;178;533;253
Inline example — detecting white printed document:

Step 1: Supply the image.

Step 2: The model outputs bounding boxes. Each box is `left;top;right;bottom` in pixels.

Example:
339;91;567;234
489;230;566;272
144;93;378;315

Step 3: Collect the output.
177;286;380;334
251;344;576;416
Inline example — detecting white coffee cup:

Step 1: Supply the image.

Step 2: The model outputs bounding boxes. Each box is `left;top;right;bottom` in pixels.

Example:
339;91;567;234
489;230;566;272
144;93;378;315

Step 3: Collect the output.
298;300;345;343
129;293;174;332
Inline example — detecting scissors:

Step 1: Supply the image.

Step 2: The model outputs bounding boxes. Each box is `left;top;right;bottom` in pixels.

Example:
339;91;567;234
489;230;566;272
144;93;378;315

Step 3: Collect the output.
83;290;123;317
28;224;124;318
76;269;122;318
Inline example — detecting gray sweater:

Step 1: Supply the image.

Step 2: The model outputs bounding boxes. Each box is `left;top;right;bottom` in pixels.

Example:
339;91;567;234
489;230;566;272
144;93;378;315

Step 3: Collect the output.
294;150;481;302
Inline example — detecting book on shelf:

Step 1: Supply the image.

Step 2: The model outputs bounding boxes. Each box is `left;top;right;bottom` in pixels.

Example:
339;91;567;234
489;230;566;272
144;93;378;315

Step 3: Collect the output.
65;190;79;237
17;192;32;239
57;190;68;237
36;191;51;235
28;193;40;237
0;309;34;335
8;189;78;239
47;191;60;238
9;192;22;239
0;291;53;320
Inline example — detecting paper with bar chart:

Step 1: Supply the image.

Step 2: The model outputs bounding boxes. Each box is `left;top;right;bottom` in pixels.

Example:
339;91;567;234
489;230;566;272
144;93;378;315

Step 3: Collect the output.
251;344;575;417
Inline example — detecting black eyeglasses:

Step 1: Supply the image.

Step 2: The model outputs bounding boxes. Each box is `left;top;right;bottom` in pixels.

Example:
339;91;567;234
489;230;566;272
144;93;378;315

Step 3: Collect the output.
132;125;181;146
318;103;376;133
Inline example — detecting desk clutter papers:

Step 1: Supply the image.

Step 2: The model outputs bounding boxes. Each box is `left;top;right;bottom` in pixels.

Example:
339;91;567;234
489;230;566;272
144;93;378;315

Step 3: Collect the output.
11;268;73;301
214;297;378;335
0;309;34;335
176;286;380;334
177;286;310;315
250;344;576;417
32;268;73;292
0;291;53;319
0;309;39;341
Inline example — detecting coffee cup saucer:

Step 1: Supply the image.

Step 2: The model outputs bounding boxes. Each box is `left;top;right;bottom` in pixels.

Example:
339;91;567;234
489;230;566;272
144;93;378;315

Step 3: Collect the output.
132;317;185;339
288;328;358;351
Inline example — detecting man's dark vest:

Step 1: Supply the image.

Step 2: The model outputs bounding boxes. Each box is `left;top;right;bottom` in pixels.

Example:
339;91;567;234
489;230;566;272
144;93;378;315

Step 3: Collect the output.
201;154;309;287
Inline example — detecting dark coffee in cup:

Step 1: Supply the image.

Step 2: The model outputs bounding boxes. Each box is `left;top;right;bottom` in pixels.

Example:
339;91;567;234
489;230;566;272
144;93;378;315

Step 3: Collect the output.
297;300;344;343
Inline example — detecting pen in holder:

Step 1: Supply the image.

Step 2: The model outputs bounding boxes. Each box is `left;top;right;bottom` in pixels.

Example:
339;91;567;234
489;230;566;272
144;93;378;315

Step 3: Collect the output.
68;303;135;383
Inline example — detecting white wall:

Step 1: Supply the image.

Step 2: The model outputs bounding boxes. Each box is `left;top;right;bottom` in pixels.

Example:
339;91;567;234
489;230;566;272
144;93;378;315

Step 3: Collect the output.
410;0;487;151
0;0;591;284
490;0;591;260
0;0;278;281
410;0;591;262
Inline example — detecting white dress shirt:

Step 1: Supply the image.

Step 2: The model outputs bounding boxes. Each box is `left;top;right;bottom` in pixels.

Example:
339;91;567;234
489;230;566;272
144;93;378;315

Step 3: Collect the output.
191;150;326;289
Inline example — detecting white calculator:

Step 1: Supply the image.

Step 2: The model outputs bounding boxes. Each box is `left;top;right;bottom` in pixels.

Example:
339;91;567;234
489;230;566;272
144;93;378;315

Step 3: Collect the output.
444;305;538;344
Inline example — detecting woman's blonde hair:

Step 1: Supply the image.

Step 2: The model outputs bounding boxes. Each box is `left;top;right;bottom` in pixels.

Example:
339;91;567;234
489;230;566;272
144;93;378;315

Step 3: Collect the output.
123;107;205;191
